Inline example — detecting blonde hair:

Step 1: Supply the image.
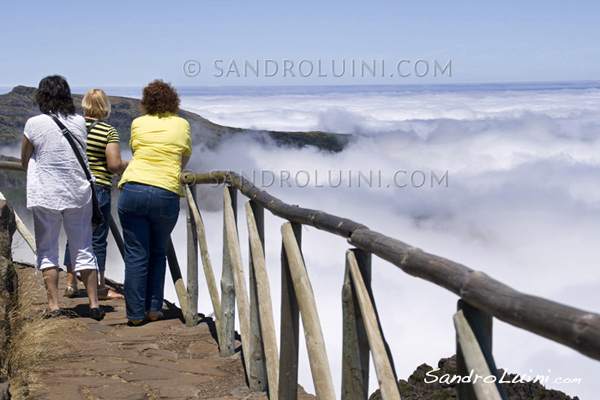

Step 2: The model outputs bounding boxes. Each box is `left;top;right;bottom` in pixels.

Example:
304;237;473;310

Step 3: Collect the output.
82;89;111;119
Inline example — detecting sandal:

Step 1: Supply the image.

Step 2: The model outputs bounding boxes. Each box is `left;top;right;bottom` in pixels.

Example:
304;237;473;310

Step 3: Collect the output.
64;285;79;298
98;287;124;300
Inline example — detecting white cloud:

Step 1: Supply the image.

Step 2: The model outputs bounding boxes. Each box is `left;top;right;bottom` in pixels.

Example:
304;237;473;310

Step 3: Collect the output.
178;86;600;399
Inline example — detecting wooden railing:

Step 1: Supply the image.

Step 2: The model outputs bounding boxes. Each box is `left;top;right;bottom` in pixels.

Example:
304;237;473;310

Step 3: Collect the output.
179;170;600;400
3;160;600;400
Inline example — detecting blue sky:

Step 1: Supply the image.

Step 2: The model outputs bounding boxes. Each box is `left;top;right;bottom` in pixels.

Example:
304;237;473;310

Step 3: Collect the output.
0;1;599;88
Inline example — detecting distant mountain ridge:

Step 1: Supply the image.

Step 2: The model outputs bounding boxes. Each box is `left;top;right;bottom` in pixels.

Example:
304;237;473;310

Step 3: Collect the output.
0;86;350;151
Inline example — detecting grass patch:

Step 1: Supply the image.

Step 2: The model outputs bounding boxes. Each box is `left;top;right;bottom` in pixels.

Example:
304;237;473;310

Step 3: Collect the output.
1;265;79;399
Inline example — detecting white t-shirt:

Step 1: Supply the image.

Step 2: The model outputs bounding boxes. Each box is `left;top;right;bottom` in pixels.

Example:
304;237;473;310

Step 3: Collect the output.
24;113;92;210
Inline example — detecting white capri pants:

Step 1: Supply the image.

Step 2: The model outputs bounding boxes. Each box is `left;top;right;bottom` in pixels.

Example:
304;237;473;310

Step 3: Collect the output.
32;202;98;272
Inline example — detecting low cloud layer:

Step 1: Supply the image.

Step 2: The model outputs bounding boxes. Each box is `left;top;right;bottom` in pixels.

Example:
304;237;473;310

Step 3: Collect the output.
179;86;600;398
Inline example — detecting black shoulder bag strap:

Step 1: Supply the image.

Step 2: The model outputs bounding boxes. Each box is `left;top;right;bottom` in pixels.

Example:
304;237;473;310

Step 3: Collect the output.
87;119;100;135
49;114;105;226
48;114;93;183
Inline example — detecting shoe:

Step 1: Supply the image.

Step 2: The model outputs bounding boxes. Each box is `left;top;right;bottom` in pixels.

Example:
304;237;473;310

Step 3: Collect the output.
128;319;143;326
146;310;163;321
98;287;124;300
90;307;105;321
64;285;79;298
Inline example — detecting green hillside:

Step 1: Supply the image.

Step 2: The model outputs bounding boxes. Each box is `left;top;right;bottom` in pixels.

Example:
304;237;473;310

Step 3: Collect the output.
0;86;350;151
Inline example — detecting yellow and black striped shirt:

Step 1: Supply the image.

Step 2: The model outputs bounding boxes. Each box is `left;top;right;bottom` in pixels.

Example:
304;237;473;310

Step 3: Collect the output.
85;118;120;187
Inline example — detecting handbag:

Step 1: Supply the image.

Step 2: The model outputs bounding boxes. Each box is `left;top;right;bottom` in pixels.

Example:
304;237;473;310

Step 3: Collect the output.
48;115;105;226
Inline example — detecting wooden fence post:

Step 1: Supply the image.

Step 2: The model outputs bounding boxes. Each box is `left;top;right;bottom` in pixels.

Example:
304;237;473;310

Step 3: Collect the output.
247;201;279;400
185;184;199;326
247;201;268;392
184;184;221;334
167;238;187;317
223;188;252;375
0;191;35;253
342;249;371;400
346;251;401;400
282;222;336;400
278;222;301;400
220;186;237;356
108;216;124;259
456;300;508;400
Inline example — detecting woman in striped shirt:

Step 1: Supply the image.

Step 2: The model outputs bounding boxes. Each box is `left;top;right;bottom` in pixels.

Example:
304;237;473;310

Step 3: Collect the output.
64;89;128;300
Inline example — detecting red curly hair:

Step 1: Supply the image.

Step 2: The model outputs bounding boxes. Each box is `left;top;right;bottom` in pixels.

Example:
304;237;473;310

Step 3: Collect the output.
140;79;180;115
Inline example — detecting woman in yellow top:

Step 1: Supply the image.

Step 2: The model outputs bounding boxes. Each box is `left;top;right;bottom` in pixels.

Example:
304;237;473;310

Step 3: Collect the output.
118;80;191;325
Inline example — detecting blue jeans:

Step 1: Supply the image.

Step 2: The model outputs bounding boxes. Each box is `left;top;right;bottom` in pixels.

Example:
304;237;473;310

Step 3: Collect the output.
118;182;180;320
64;184;111;271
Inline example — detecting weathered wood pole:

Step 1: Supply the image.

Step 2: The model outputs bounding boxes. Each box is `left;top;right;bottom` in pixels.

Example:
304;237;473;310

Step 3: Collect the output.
185;184;199;326
246;201;269;393
167;238;187;317
247;201;280;398
454;309;503;400
0;161;25;172
456;300;508;400
346;250;401;400
342;249;371;400
220;186;237;356
282;222;336;400
108;215;124;258
184;184;221;334
223;187;252;374
0;191;35;253
278;222;301;400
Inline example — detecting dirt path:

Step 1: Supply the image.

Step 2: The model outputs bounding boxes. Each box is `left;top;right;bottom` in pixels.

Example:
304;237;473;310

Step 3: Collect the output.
17;264;315;400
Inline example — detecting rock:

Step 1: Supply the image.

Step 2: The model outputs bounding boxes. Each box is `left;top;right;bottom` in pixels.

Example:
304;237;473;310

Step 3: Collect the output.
369;355;580;400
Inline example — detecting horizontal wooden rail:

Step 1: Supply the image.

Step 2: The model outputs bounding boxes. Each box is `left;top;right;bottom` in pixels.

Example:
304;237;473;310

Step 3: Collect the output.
0;161;25;172
180;170;600;361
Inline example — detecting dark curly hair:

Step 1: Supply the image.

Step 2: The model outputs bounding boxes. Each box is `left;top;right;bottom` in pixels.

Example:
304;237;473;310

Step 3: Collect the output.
36;75;76;116
140;79;180;115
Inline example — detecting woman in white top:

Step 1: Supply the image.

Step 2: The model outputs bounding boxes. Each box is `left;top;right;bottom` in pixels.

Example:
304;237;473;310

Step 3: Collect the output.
21;75;104;320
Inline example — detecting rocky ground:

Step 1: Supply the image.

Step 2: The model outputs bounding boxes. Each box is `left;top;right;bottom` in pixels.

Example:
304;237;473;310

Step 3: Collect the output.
15;264;315;400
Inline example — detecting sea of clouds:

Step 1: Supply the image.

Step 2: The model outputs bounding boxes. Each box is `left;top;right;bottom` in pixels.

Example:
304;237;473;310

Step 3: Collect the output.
8;83;600;399
176;84;600;399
